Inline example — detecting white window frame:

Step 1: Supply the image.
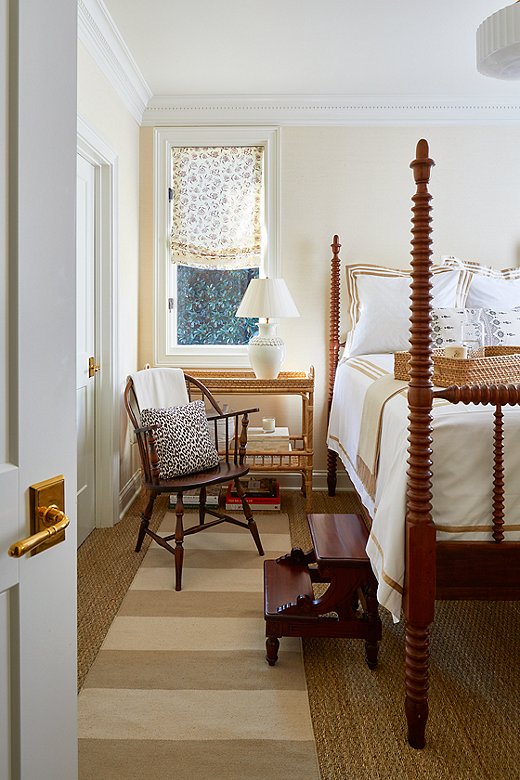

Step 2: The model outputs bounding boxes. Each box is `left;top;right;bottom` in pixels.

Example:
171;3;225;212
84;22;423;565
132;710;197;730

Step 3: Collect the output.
153;126;280;368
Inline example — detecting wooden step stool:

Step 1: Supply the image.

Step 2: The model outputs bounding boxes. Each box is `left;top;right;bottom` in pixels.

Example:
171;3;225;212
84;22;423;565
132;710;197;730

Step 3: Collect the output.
264;513;381;668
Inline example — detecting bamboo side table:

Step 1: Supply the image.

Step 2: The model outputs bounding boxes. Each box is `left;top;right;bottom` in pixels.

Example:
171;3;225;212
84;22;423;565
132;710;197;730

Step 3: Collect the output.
189;368;315;512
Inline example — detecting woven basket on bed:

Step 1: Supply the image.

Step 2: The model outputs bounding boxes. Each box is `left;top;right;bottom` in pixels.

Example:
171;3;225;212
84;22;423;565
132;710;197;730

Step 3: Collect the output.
394;346;520;386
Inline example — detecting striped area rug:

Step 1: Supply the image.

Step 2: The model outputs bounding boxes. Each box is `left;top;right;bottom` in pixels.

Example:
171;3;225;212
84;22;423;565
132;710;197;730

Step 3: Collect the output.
78;510;321;780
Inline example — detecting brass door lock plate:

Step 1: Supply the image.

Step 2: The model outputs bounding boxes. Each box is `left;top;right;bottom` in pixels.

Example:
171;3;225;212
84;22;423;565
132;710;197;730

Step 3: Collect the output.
29;475;66;556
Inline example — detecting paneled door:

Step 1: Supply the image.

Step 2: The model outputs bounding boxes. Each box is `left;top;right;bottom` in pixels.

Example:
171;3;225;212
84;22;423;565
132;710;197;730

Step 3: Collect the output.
0;1;78;777
76;153;97;546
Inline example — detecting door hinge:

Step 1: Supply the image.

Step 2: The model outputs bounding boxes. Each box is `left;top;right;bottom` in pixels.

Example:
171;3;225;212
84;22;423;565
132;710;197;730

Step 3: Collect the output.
168;297;174;311
168;187;173;202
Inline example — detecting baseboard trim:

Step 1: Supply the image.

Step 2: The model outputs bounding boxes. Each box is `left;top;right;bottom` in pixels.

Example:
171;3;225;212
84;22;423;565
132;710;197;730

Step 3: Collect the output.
119;471;142;521
264;469;353;492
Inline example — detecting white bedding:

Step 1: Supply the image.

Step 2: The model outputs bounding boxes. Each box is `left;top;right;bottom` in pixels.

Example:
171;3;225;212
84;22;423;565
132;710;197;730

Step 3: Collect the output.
327;354;520;621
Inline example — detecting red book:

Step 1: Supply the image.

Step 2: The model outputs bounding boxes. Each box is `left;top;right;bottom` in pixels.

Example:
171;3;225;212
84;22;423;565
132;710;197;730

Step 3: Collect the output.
225;481;280;511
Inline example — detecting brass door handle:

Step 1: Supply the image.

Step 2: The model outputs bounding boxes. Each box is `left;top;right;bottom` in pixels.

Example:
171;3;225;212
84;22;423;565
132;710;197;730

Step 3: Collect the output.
8;505;70;558
88;356;100;378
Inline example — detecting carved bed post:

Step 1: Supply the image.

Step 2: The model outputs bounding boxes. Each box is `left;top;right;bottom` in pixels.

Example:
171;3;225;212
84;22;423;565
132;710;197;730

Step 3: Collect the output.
327;234;341;495
405;140;436;749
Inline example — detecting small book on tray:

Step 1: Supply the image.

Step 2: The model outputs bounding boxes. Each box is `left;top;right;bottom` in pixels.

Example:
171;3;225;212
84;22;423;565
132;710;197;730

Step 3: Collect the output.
225;477;280;511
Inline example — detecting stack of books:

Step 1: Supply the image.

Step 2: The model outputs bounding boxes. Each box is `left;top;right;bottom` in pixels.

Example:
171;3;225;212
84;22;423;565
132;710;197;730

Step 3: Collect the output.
169;486;220;509
245;427;292;465
225;477;280;511
247;427;290;448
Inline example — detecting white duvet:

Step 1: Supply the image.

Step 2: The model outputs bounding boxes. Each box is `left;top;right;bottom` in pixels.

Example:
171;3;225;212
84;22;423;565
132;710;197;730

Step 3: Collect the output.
327;354;520;621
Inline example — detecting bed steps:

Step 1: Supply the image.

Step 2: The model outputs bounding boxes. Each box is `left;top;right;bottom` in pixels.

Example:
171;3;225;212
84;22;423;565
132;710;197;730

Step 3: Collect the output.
264;513;381;668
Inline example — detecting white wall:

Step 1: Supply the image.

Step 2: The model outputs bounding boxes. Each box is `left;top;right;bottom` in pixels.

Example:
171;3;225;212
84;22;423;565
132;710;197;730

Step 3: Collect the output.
139;124;520;481
77;41;141;506
281;125;520;477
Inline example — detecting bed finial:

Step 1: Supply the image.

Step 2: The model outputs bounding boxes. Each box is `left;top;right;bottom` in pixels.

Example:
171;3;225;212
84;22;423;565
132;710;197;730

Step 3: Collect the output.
410;139;435;184
416;138;429;158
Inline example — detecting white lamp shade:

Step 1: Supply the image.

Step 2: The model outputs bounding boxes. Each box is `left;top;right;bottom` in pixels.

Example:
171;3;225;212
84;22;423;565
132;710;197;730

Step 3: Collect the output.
477;2;520;79
235;277;300;319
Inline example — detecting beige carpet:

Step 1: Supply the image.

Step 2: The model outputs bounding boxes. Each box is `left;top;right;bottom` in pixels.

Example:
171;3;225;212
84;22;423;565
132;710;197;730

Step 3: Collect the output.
78;505;320;780
286;492;520;780
77;491;520;780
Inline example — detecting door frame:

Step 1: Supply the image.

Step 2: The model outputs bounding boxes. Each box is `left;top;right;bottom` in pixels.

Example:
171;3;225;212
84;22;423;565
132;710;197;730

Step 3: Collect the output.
77;116;119;528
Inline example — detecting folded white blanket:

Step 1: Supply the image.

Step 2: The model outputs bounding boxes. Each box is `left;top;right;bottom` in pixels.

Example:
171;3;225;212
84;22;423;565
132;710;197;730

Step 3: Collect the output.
130;368;189;413
356;375;407;498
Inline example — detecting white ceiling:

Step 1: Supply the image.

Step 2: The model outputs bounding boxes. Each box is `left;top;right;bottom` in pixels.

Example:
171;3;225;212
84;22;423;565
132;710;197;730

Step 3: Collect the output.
101;0;519;100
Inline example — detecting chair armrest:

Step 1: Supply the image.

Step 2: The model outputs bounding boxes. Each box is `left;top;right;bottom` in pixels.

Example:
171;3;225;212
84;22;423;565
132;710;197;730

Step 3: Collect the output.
134;423;160;434
206;407;259;421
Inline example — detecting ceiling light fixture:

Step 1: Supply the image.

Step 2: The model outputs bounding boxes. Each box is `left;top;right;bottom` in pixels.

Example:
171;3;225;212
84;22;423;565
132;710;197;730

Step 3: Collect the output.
477;1;520;78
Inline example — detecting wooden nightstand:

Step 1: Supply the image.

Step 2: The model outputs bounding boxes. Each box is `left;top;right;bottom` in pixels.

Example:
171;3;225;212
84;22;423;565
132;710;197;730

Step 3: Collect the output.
189;368;315;512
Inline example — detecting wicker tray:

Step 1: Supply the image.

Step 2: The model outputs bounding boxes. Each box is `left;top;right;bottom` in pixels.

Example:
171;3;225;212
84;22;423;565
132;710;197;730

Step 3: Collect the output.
394;346;520;386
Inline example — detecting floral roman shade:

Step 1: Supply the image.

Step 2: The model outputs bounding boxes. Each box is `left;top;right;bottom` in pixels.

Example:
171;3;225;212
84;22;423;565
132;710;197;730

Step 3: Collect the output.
170;145;263;269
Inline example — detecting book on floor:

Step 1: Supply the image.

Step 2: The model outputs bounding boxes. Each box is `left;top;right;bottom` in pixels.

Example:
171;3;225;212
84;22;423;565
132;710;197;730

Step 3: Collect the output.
169;486;220;509
225;478;280;511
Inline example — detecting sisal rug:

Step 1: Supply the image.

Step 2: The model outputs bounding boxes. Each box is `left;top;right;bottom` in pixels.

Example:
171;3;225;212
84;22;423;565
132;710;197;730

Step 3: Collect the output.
77;491;520;780
77;505;320;780
286;492;520;780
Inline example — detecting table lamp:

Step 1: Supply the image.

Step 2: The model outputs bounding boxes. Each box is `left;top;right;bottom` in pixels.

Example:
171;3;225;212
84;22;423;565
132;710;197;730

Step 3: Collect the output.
235;277;300;379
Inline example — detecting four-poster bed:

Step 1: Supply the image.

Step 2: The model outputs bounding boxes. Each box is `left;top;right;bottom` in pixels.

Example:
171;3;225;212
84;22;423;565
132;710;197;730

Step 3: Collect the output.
326;139;520;748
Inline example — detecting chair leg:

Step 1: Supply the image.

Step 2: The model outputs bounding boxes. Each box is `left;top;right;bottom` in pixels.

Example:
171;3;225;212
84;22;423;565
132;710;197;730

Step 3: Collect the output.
136;492;156;552
174;492;185;591
234;478;264;556
199;486;206;525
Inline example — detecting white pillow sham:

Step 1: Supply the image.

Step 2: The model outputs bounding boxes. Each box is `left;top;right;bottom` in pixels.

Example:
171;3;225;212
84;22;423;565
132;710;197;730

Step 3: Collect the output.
443;257;520;309
346;265;466;358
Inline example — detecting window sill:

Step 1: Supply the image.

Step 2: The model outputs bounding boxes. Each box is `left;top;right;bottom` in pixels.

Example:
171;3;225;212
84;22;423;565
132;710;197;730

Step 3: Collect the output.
155;345;251;369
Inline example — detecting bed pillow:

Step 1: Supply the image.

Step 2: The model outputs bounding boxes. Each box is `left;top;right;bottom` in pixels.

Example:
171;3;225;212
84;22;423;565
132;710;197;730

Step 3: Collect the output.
346;264;466;358
140;400;219;479
482;308;520;346
431;308;483;349
443;257;520;309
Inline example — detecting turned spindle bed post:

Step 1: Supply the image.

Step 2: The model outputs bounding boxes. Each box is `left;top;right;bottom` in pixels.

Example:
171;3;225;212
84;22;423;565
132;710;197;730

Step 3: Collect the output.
404;139;436;749
326;140;520;750
327;235;342;495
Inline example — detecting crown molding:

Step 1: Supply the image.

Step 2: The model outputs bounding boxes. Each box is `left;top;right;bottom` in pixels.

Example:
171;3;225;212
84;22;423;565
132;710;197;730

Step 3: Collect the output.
78;0;152;124
142;94;520;126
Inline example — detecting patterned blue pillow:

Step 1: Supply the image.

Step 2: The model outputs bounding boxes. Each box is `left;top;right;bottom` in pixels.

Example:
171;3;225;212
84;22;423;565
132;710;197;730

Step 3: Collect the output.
431;308;482;349
482;308;520;346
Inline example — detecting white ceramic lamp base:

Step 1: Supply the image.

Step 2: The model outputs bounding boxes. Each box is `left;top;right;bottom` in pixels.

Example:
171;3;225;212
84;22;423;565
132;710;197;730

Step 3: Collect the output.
248;322;285;379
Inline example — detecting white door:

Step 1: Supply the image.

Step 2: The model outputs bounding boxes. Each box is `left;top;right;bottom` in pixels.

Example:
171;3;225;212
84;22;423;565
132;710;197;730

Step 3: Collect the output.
76;154;97;547
0;1;78;778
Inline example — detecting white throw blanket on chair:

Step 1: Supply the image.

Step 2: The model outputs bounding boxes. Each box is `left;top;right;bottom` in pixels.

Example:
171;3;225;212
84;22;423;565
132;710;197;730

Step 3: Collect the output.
130;367;189;412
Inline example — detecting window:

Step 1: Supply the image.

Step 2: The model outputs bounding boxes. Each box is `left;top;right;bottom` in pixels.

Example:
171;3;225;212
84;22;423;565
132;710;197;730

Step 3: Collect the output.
154;127;280;367
175;265;258;346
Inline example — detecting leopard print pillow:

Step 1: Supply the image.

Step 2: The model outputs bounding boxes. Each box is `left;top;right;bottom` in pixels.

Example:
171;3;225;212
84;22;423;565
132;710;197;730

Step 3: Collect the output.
140;400;219;479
